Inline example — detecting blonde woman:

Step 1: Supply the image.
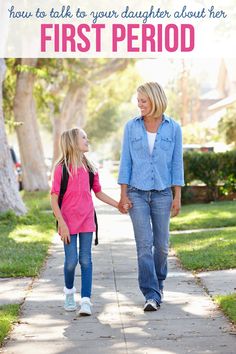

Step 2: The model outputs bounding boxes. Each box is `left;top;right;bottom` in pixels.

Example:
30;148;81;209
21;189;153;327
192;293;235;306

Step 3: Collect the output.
51;128;118;315
118;82;184;311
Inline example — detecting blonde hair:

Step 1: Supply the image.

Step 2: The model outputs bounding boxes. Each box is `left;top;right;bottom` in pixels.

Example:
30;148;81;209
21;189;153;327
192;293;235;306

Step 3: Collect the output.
137;82;167;117
56;128;97;175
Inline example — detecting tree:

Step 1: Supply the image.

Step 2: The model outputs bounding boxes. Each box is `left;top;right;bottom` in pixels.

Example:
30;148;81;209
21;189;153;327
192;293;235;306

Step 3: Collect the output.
0;59;26;215
13;59;48;191
48;59;132;164
4;59;135;175
218;104;236;147
85;63;140;144
166;60;200;125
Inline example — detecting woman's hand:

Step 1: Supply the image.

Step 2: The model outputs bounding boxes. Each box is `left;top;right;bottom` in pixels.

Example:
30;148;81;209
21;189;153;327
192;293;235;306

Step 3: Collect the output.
171;197;181;217
118;195;132;214
58;221;70;244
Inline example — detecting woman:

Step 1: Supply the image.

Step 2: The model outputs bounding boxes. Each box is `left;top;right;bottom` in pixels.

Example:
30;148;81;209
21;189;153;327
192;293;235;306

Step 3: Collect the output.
118;82;184;311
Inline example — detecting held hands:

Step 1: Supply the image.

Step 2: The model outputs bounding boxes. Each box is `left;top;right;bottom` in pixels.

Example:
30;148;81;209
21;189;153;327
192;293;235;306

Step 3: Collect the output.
58;220;70;244
171;197;181;217
118;195;132;214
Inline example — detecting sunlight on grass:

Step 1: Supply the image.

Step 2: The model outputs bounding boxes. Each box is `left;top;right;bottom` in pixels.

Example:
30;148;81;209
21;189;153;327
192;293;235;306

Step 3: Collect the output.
170;227;236;271
0;192;54;277
170;201;236;231
215;293;236;324
9;226;51;243
0;304;20;345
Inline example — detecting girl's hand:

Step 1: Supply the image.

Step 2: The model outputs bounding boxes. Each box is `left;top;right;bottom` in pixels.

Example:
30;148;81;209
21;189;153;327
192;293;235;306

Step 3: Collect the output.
58;221;70;244
123;203;130;211
118;195;132;214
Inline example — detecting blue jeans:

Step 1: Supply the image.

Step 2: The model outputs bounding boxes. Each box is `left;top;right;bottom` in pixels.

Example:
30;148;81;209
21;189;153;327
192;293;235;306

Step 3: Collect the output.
127;187;172;304
64;232;93;298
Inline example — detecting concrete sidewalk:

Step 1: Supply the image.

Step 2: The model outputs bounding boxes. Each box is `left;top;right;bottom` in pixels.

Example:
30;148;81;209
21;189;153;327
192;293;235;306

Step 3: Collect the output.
1;170;236;353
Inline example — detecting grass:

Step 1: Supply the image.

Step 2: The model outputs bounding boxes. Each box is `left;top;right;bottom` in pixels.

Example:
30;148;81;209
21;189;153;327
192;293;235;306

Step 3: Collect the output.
170;227;236;271
0;304;20;345
170;201;236;231
0;191;55;277
215;293;236;325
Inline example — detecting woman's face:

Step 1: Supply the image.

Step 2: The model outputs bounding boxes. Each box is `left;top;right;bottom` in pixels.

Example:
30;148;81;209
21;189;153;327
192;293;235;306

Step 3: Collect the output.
78;129;89;152
137;92;152;117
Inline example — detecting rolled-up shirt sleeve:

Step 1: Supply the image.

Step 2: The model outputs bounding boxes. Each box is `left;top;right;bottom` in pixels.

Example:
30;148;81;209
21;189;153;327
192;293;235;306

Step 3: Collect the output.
92;172;102;193
118;122;132;185
171;123;185;186
51;165;62;195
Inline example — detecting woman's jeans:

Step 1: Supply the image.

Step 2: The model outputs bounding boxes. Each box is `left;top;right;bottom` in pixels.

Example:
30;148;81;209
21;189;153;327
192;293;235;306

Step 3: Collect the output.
127;187;172;304
64;232;93;298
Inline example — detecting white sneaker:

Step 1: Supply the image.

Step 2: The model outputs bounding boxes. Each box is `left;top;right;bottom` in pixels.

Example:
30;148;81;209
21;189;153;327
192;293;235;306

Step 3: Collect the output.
64;287;77;311
143;299;160;311
79;297;92;316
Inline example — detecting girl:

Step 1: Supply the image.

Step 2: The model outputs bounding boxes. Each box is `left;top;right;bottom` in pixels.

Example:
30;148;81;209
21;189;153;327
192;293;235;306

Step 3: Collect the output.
51;128;118;316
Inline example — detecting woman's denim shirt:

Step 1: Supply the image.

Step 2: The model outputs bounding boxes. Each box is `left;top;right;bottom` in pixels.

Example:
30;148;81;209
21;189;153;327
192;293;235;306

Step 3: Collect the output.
118;115;184;191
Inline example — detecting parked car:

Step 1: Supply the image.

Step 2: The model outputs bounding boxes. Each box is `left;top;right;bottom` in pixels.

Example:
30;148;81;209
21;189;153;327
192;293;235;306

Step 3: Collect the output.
183;144;214;152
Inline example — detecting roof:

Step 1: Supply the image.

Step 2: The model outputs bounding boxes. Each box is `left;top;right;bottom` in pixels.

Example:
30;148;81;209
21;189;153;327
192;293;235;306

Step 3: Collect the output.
208;94;236;110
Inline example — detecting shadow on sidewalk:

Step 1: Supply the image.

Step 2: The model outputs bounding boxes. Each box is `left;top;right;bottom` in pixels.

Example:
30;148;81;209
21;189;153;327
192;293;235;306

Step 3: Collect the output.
3;207;236;354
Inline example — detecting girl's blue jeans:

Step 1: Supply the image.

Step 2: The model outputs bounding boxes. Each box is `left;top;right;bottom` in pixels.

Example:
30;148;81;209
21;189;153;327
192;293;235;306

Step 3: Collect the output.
127;187;172;304
63;232;93;298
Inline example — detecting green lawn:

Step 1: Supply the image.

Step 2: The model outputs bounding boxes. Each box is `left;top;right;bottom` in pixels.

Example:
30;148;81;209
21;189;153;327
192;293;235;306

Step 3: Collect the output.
215;293;236;325
0;192;55;277
0;304;20;345
170;201;236;231
170;227;236;271
0;192;54;346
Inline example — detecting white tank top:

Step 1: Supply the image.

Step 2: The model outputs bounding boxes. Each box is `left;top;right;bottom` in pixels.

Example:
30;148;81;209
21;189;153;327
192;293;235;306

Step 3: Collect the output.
147;131;157;155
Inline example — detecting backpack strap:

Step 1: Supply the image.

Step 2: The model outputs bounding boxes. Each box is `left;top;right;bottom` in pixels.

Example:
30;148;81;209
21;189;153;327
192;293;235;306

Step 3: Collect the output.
58;164;69;209
89;171;98;246
56;164;69;229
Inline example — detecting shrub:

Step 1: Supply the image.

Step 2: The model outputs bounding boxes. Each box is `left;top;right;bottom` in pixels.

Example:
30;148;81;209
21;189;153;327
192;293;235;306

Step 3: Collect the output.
183;150;236;201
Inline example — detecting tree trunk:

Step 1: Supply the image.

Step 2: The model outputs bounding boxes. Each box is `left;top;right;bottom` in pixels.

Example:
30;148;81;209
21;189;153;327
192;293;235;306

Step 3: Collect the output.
14;59;48;191
52;117;63;167
52;83;89;165
51;59;130;165
0;59;26;215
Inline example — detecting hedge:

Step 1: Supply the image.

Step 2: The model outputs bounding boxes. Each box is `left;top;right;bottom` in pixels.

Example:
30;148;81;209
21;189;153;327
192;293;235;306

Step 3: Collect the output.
183;150;236;202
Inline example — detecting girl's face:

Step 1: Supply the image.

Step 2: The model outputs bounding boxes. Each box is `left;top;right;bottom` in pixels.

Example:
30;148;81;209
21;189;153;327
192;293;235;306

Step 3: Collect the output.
78;129;89;152
137;92;152;117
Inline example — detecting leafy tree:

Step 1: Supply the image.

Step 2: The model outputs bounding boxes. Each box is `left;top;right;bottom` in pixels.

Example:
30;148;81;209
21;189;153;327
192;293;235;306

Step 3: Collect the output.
182;122;221;145
4;59;137;174
44;59;135;164
166;60;200;125
218;104;236;147
85;64;140;144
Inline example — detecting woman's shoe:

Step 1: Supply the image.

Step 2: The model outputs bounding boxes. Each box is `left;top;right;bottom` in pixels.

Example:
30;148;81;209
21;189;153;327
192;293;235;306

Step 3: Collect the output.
143;299;160;311
79;297;92;316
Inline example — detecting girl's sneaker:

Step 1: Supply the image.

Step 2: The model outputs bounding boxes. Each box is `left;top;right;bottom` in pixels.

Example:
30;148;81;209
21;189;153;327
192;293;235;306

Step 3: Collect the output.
79;297;92;316
64;287;77;311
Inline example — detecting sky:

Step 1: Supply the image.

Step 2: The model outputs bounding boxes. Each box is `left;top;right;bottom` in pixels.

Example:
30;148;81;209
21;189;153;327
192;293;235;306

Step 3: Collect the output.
136;58;221;89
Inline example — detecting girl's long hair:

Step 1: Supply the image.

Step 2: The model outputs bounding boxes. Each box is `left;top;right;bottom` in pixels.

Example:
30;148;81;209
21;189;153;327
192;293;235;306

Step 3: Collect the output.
56;128;97;175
